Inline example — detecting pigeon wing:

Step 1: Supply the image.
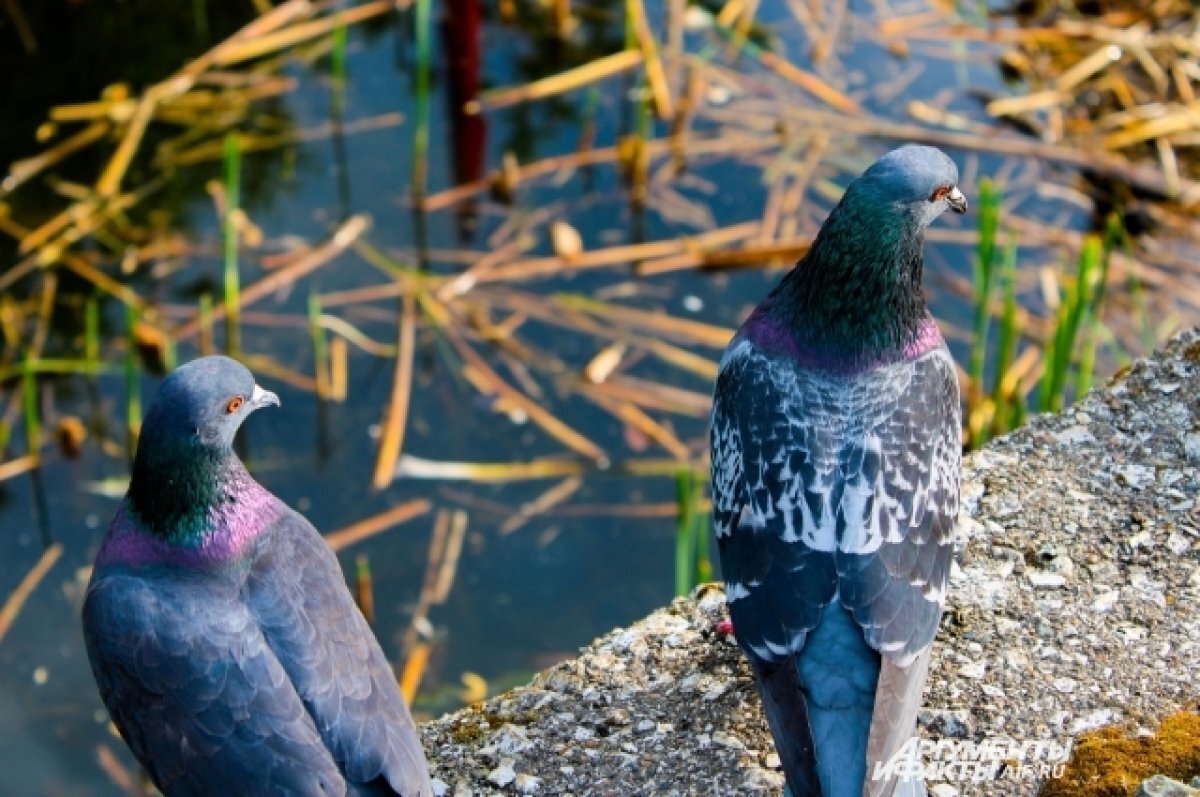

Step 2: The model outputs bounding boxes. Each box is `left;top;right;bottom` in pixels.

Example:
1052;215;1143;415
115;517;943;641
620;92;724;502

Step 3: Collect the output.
712;340;841;797
835;347;960;797
82;571;347;797
249;509;433;797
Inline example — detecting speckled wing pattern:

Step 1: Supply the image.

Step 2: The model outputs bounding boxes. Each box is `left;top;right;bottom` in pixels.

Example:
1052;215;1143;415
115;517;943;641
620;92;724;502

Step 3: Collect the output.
711;337;960;794
249;509;433;797
83;573;350;796
713;337;959;662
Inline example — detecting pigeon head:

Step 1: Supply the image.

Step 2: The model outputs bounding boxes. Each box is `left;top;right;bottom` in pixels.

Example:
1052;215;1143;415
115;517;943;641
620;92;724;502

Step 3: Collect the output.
760;145;966;366
850;145;967;226
142;356;279;452
128;356;279;543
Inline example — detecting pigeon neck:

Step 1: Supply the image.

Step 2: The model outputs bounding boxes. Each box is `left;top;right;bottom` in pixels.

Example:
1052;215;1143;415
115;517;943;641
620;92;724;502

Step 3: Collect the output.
127;435;257;548
767;200;929;364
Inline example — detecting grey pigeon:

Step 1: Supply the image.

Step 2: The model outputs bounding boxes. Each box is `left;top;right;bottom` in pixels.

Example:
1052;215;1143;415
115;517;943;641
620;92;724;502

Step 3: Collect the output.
83;356;433;796
711;145;965;797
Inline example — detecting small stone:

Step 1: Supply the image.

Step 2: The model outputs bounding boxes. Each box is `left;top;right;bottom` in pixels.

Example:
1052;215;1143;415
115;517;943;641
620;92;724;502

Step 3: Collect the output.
431;778;449;797
487;762;516;788
711;731;745;750
1137;774;1200;797
514;773;542;794
1029;571;1067;588
765;752;781;769
958;661;987;679
931;785;960;797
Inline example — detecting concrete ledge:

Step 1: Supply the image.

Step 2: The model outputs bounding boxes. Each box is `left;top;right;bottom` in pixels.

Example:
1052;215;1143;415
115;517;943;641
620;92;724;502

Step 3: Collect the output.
422;330;1200;797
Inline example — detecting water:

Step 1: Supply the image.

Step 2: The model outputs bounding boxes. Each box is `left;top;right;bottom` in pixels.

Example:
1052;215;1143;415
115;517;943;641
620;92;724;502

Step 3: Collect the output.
0;2;1185;793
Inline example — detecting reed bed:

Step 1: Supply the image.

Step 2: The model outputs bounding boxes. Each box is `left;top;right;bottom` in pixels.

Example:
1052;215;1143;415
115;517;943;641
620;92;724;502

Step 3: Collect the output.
1;0;1199;749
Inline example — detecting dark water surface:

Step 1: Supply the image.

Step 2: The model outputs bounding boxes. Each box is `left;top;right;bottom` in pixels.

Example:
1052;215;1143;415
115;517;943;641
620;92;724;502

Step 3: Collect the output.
0;2;1169;793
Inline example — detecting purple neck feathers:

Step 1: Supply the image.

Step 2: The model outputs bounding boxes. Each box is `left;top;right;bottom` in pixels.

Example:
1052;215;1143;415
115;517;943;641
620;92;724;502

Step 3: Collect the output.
741;308;943;374
97;477;281;569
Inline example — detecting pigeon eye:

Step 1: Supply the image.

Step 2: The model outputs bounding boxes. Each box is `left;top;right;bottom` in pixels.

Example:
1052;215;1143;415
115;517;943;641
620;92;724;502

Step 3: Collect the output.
930;185;951;202
225;396;244;414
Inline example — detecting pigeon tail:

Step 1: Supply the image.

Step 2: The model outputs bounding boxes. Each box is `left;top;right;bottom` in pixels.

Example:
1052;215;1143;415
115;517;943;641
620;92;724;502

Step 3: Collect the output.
796;601;881;797
751;657;822;797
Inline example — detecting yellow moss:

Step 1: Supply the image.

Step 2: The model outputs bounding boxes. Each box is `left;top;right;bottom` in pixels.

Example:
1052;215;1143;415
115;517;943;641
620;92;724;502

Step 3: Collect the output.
1040;711;1200;797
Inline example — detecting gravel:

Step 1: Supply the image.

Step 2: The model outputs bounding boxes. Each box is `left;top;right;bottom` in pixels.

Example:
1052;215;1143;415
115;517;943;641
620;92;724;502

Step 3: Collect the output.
422;329;1200;796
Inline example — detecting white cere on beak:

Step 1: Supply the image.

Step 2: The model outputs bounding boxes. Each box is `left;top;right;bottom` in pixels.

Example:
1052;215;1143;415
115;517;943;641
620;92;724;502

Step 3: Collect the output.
251;384;281;408
947;186;968;214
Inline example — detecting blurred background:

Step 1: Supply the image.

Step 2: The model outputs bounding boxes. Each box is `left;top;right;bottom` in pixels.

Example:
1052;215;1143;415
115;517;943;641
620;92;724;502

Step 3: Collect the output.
1;0;1198;793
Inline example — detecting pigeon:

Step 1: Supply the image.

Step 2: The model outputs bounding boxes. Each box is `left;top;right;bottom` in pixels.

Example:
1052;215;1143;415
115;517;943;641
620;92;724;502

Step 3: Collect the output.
82;356;433;797
711;145;965;797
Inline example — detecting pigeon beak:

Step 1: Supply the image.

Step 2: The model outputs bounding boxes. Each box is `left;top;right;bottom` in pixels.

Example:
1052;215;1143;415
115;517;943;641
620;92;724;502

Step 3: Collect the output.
946;186;968;214
251;383;280;409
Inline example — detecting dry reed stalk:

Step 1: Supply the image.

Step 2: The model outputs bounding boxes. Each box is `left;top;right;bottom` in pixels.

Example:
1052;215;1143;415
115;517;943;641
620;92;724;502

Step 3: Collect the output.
986;90;1071;117
95;744;141;797
628;0;674;120
421;131;775;212
752;48;861;115
431;511;468;602
325;499;433;552
555;499;711;517
60;254;147;310
397;456;589;481
716;101;1200;200
581;390;691;460
442;317;608;462
499;477;584;535
0;455;37;483
239;354;319;391
372;291;418;490
877;11;947;38
2;122;109;195
1054;43;1123;92
586;375;712;416
174;214;370;340
0;543;62;645
329;336;348;402
165;113;404;166
465;50;644;115
398;642;430;705
478;221;759;283
555;295;733;348
437;234;536;300
1104;101;1200;149
811;0;846;63
212;1;391;67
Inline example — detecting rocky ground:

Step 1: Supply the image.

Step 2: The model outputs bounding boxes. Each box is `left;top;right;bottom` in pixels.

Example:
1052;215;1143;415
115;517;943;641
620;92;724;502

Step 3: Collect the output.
421;330;1200;796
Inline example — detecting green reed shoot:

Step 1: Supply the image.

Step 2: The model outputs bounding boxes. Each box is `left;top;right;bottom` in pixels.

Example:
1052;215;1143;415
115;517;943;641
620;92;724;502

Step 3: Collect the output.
308;294;329;399
84;296;100;376
412;0;432;202
331;15;347;117
199;293;215;356
223;134;242;356
22;355;40;460
1040;235;1104;413
969;179;1000;401
1075;215;1120;398
124;305;141;457
988;236;1020;439
674;466;710;596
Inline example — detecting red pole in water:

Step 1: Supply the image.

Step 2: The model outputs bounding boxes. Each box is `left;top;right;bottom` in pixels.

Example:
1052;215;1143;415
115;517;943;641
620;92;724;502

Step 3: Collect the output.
442;0;486;242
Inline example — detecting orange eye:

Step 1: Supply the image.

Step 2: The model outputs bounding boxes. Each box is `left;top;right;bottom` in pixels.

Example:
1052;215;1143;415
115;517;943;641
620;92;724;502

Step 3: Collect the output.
225;396;244;414
930;185;951;202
